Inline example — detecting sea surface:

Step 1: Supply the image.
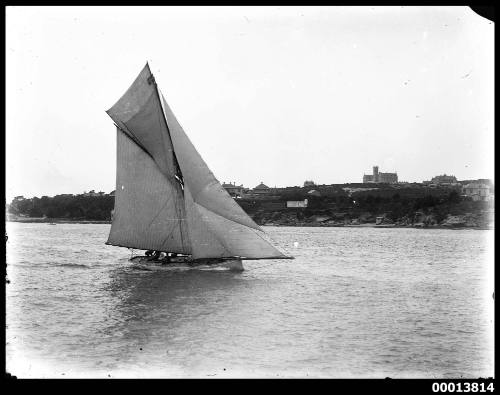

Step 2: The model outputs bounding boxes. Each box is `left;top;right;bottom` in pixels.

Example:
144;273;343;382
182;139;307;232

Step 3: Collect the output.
6;222;494;378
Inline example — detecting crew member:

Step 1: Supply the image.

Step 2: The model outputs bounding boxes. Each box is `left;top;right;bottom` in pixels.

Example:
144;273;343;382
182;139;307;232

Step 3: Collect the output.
152;250;161;261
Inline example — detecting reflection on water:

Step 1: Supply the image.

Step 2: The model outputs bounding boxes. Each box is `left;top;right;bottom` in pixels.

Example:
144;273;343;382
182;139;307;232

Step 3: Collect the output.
6;223;494;378
103;268;252;365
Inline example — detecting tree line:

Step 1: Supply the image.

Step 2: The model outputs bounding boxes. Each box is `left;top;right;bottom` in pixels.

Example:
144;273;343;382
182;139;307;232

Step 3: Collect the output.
7;189;482;223
8;194;114;221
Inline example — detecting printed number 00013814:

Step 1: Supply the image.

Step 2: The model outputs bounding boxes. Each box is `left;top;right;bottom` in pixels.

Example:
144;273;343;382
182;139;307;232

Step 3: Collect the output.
432;383;494;393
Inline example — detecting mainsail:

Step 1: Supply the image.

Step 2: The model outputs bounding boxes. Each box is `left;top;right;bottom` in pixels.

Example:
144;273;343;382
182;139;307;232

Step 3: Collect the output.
107;128;190;253
106;63;289;260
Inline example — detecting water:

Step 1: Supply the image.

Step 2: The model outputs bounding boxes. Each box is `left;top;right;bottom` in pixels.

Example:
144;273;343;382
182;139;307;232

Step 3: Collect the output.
6;222;494;378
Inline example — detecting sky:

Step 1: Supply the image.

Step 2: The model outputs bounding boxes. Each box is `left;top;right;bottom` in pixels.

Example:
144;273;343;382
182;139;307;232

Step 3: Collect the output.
5;6;494;201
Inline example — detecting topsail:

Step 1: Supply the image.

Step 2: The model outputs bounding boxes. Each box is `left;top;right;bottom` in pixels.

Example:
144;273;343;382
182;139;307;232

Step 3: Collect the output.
106;63;289;260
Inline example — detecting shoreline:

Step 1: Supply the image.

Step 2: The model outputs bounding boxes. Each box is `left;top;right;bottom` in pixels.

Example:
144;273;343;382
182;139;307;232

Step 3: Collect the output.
6;218;493;230
265;224;493;230
6;218;111;225
262;223;493;230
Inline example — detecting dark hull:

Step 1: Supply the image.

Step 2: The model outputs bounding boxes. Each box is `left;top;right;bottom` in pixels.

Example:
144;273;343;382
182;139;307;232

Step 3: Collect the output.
129;256;244;271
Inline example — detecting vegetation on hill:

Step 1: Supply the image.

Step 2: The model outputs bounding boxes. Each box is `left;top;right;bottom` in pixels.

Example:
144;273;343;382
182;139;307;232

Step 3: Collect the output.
8;194;114;221
237;185;493;228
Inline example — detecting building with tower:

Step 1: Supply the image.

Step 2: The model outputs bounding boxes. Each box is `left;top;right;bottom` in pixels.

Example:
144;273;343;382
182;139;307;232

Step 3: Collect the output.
363;166;398;184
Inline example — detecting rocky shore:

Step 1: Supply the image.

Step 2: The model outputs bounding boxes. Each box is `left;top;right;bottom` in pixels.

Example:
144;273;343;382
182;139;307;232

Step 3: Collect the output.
6;210;494;230
252;211;494;230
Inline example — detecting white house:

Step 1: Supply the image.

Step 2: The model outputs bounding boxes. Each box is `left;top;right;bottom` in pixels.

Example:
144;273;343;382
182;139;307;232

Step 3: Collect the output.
463;183;492;202
287;199;308;208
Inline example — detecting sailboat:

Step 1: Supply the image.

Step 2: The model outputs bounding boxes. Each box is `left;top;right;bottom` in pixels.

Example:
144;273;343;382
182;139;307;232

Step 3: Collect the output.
105;63;293;271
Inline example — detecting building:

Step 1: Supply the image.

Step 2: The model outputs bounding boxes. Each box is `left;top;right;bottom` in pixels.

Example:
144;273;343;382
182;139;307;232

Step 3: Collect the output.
463;183;493;202
424;174;458;185
252;182;271;195
287;199;308;208
363;166;398;184
222;182;244;198
431;174;457;184
378;172;398;183
458;178;493;186
82;190;105;197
